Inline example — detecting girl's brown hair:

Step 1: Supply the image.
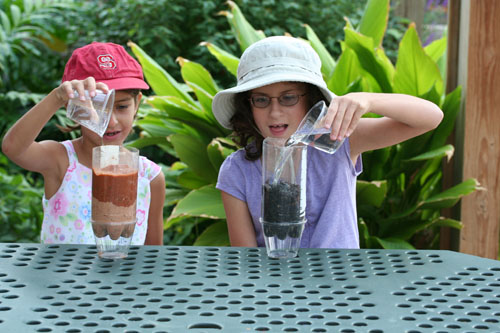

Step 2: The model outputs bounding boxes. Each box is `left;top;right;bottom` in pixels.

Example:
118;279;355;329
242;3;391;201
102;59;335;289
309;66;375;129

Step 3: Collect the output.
229;83;326;161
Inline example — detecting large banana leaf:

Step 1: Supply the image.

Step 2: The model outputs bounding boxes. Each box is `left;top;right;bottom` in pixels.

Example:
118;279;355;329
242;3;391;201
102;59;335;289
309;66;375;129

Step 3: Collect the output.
170;134;218;183
128;41;197;106
147;96;207;123
304;24;336;80
201;41;239;77
145;96;224;142
418;178;483;210
194;221;230;246
358;0;389;48
381;216;462;241
356;180;387;208
406;145;454;163
207;138;237;173
136;113;212;144
393;24;443;97
328;47;362;95
344;27;393;92
178;57;219;96
424;37;447;63
177;169;211;190
223;0;265;52
169;185;226;220
425;37;448;80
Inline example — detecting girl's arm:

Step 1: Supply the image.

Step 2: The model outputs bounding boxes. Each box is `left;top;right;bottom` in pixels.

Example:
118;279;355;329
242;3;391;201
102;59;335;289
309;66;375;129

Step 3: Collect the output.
322;92;443;163
144;172;166;245
221;191;258;247
2;78;107;175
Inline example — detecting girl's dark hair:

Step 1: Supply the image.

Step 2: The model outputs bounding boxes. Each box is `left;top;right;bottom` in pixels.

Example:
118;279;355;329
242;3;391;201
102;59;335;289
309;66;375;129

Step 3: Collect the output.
57;89;141;133
229;83;326;161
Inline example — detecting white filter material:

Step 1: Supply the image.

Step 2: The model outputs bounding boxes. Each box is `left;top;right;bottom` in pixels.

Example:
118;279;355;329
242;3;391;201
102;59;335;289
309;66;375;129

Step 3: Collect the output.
100;145;120;168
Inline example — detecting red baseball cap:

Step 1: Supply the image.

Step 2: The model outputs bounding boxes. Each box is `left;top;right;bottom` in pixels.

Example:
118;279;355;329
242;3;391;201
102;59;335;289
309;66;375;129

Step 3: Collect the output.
62;42;149;90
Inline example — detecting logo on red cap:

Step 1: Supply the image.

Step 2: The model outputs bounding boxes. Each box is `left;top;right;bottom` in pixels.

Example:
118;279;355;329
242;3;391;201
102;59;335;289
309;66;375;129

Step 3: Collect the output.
97;54;116;70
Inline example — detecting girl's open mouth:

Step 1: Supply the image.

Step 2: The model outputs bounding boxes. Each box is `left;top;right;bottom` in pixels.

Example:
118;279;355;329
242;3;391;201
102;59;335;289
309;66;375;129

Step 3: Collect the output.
103;131;120;139
269;124;288;136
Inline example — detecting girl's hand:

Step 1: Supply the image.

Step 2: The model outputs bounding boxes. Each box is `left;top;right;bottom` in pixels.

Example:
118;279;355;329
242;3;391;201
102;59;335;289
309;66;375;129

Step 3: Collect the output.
322;93;369;141
54;77;109;106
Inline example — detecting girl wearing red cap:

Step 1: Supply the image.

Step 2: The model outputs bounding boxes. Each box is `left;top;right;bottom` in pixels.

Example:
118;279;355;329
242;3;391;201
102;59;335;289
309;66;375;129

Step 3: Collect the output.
2;42;165;245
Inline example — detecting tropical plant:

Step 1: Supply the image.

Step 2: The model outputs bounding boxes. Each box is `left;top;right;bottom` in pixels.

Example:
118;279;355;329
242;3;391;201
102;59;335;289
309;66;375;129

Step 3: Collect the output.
1;0;76;142
0;154;44;242
129;0;478;249
0;0;75;90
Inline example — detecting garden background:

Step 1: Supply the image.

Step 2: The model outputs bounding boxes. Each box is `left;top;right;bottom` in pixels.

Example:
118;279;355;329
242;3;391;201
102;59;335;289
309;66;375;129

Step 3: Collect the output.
1;0;481;252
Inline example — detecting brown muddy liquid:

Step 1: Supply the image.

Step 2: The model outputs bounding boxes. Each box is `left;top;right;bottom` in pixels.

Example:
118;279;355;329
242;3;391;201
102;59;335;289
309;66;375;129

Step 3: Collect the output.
92;165;138;207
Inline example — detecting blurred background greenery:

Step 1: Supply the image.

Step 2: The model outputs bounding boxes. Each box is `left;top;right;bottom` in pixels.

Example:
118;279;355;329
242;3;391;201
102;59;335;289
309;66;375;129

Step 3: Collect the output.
0;0;448;244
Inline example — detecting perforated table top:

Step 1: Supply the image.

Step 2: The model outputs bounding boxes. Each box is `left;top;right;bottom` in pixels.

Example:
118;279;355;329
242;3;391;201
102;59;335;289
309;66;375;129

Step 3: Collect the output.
0;243;499;332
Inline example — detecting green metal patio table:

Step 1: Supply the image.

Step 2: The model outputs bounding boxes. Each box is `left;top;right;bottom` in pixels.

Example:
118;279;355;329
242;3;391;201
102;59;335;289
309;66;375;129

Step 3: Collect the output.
0;243;499;332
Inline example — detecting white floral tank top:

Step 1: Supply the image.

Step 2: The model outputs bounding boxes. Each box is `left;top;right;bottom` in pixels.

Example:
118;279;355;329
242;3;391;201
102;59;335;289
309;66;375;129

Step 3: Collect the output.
41;140;161;245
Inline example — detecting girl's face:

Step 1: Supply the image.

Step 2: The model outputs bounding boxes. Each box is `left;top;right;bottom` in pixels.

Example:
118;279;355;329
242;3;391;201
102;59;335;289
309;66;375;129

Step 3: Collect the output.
250;82;308;139
82;90;142;145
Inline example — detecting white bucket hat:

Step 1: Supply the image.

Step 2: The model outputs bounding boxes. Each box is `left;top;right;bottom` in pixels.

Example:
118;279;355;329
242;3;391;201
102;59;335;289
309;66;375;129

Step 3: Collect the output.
212;35;335;129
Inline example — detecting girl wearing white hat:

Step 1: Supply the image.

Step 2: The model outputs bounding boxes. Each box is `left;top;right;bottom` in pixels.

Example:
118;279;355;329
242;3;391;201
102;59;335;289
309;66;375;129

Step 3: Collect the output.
213;36;443;249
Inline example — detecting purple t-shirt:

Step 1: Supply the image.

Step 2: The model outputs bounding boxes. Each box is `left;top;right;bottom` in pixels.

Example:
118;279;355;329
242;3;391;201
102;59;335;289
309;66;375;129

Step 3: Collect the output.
216;138;362;249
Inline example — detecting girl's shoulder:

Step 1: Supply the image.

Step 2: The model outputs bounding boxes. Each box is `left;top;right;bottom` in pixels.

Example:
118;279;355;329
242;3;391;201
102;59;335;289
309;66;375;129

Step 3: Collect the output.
139;155;162;181
219;148;260;180
225;148;247;162
221;148;256;170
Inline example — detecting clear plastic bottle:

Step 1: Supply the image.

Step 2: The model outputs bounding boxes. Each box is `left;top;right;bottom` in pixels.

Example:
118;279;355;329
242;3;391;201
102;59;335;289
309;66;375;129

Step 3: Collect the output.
286;100;344;154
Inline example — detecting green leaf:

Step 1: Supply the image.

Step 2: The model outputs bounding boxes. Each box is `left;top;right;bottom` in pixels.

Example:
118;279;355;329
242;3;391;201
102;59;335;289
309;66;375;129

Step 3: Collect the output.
126;136;169;150
194;221;230;246
373;237;415;249
0;10;11;33
304;24;336;79
328;47;361;95
145;96;227;140
136;113;208;143
418;178;482;210
344;27;392;92
177;169;210;190
358;0;389;47
178;58;219;96
10;5;21;27
170;134;218;183
429;86;462;150
432;217;462;229
424;36;447;63
375;48;395;83
224;1;265;52
358;220;372;248
356;180;387;208
185;82;217;124
393;24;443;97
165;188;189;206
207;138;235;172
169;185;226;220
419;82;442;106
128;41;196;106
202;41;239;77
146;96;206;123
406;145;454;163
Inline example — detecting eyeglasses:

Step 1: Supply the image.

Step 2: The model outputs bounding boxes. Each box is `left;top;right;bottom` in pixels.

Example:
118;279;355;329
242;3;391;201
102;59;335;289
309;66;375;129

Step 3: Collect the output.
249;92;307;108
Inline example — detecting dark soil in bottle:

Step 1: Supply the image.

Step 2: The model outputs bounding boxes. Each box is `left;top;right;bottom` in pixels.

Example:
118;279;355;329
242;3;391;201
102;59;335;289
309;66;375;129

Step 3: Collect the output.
262;180;303;239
